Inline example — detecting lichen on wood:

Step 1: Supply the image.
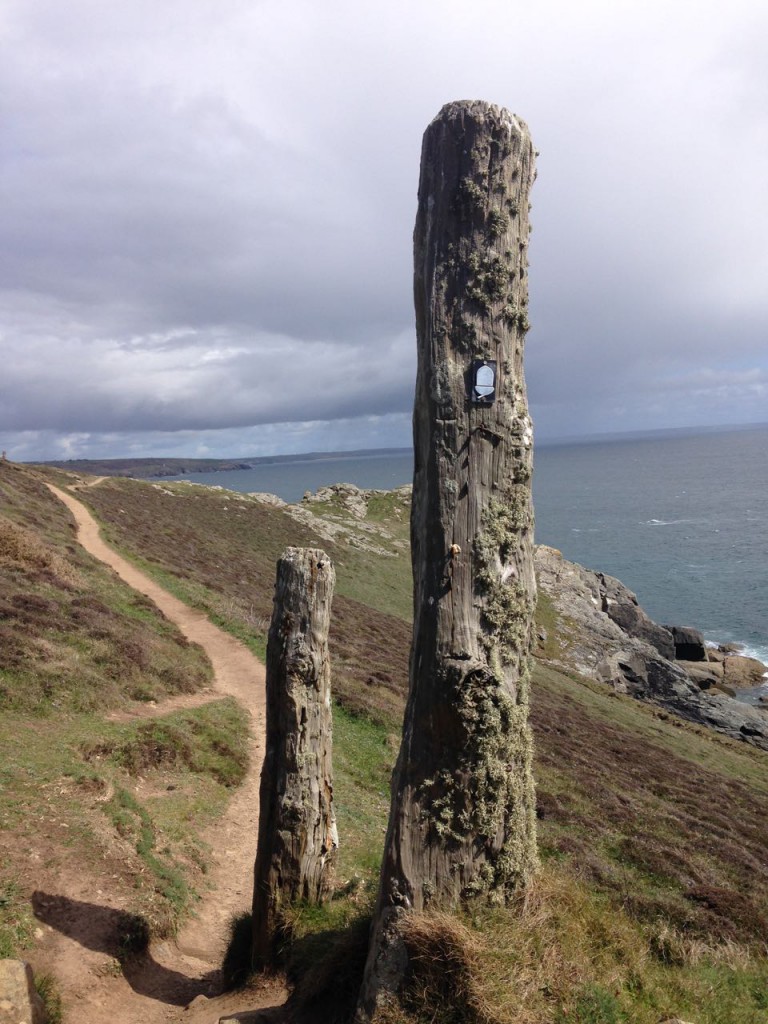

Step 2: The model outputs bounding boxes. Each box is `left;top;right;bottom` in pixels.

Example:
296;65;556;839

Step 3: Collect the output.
356;99;539;1020
251;546;337;967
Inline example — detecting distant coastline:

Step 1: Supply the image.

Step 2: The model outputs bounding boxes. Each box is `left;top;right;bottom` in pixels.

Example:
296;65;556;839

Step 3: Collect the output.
29;420;768;478
536;419;768;450
33;446;412;480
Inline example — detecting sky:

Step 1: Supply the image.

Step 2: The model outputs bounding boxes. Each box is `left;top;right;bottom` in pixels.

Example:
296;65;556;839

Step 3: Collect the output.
1;0;767;462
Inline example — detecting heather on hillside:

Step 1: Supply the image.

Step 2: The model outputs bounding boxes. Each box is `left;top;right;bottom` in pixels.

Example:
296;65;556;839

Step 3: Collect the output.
72;470;768;1023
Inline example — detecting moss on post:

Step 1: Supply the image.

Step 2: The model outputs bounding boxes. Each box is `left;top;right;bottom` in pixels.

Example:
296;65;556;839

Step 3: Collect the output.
356;100;539;1020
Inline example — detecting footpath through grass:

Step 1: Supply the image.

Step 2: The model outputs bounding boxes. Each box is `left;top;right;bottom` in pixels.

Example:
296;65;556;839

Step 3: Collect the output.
77;474;413;723
0;463;251;975
36;468;768;1024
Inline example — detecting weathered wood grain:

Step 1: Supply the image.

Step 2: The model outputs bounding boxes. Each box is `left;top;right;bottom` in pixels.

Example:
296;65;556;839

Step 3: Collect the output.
357;99;538;1018
251;546;338;965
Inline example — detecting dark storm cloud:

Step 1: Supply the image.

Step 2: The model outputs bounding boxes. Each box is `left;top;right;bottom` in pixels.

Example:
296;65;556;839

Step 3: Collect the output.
1;0;767;458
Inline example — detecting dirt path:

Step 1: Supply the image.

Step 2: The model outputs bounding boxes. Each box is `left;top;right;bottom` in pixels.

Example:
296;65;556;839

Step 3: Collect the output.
43;483;286;1023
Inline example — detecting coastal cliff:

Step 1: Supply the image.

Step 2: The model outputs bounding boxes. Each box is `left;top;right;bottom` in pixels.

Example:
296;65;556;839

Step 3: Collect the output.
535;544;768;751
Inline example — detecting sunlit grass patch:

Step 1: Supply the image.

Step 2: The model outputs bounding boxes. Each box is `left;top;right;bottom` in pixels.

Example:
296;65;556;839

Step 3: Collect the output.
0;698;250;948
0;881;36;958
332;703;395;882
364;867;768;1024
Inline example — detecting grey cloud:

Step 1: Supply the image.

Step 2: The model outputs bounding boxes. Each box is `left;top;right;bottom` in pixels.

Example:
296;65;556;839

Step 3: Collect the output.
0;56;411;342
1;0;767;459
0;321;415;433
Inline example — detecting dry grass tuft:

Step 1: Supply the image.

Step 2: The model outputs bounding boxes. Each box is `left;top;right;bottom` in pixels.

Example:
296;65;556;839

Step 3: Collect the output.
398;910;500;1024
382;868;768;1024
650;921;758;970
0;515;80;586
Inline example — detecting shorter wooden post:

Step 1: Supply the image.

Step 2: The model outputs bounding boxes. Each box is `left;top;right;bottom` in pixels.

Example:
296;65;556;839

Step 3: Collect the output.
252;547;338;966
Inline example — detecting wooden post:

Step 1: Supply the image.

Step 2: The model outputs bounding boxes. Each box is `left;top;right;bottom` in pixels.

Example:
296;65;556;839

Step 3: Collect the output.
357;100;538;1018
252;546;338;966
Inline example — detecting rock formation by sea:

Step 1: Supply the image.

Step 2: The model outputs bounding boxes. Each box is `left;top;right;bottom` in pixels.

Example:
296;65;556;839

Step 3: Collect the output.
535;545;768;751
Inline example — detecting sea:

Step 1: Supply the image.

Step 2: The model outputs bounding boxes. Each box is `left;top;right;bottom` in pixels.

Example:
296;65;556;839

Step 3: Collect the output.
167;424;768;669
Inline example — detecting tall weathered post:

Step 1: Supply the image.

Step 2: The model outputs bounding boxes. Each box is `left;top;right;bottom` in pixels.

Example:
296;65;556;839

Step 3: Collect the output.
252;547;338;966
357;101;538;1017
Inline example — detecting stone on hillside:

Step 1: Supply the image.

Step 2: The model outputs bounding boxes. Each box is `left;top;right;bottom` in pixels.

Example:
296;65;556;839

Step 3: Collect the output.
666;625;707;661
722;653;768;689
678;660;724;690
246;492;286;507
0;960;46;1024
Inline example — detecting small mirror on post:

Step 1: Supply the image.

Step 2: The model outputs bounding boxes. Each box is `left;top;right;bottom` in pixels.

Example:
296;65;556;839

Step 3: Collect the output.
469;359;497;404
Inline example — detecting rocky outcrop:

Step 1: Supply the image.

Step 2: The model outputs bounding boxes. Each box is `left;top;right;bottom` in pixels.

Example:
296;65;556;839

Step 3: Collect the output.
535;546;768;752
0;960;46;1024
246;492;287;507
665;625;707;661
722;653;768;690
304;482;372;519
596;571;675;659
677;659;723;690
270;484;411;558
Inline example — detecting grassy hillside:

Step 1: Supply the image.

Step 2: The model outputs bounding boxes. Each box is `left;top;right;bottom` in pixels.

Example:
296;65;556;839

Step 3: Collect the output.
77;475;413;722
58;470;768;1023
7;465;768;1022
0;462;249;967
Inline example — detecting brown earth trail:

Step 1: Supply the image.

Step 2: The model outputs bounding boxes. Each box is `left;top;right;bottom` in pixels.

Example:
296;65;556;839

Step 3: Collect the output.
41;483;286;1023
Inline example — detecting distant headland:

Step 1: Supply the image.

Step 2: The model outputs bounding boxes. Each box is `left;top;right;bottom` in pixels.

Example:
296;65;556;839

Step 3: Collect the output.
31;447;412;480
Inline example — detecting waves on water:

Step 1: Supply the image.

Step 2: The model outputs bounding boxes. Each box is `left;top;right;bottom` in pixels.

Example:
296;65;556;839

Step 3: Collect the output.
534;424;768;666
642;518;695;526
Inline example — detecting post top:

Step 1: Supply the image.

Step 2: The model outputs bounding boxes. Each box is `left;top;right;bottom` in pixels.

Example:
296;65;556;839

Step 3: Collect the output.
429;100;530;140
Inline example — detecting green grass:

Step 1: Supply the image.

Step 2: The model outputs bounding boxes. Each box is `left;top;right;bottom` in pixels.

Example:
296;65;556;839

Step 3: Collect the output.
0;698;250;943
332;704;397;881
34;973;63;1024
83;697;249;788
367;873;768;1024
321;488;413;621
0;881;36;958
104;785;190;929
15;465;768;1023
